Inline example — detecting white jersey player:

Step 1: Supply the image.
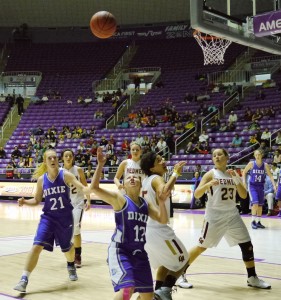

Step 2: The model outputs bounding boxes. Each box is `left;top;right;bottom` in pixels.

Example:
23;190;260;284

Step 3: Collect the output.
114;142;145;190
61;149;90;268
185;148;271;289
140;152;192;299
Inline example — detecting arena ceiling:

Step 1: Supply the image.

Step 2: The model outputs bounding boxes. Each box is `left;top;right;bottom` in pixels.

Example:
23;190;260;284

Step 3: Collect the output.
0;0;276;28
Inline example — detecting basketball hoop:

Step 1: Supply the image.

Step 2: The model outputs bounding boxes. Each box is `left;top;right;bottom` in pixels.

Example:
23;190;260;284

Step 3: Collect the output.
193;30;232;65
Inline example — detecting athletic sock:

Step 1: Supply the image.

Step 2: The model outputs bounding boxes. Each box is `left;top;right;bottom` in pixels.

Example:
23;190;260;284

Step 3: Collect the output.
75;247;82;255
162;275;177;288
155;280;163;290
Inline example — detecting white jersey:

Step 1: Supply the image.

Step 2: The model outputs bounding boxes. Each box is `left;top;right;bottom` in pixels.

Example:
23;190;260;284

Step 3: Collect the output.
206;168;237;213
64;165;85;208
142;174;170;226
124;159;145;182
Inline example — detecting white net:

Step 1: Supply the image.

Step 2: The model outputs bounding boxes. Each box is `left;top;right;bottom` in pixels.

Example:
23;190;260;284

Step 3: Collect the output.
194;31;232;65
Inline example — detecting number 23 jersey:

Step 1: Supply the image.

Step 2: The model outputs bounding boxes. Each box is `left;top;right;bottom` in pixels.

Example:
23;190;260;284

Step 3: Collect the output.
206;168;237;213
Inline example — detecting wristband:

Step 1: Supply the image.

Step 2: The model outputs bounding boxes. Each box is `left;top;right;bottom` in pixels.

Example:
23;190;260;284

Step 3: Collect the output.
233;176;241;185
171;172;179;178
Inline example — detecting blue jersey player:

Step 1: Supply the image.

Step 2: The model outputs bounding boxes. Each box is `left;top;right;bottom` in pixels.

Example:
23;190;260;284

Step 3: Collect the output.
14;149;92;293
243;150;276;229
91;147;170;300
276;168;281;217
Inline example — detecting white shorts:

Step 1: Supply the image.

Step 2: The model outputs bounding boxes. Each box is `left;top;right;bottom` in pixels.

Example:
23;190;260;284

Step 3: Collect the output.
198;210;251;248
145;225;189;272
72;206;84;235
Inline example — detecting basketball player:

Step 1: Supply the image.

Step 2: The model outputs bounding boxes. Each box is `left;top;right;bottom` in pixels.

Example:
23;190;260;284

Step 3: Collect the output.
114;141;145;191
61;149;91;268
140;152;192;300
14;149;92;293
242;149;276;229
91;147;170;300
183;148;271;289
275;167;281;217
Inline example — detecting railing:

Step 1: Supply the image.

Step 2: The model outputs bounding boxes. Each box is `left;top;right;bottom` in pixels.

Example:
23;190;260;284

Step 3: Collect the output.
105;114;115;129
208;70;249;85
156;145;171;161
0;106;16;140
175;127;196;155
200;110;219;133
113;43;135;75
269;128;281;148
116;94;132;122
123;66;161;73
222;91;239;115
2;71;42;77
229;143;259;165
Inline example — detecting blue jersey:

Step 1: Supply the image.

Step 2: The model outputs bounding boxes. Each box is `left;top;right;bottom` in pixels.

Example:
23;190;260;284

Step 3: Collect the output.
249;161;266;186
111;195;149;248
42;169;72;216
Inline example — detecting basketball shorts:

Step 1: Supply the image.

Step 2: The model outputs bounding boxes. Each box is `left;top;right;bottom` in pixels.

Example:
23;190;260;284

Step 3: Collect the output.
145;224;188;272
276;185;281;200
198;211;251;248
108;242;153;293
34;213;74;252
249;184;265;205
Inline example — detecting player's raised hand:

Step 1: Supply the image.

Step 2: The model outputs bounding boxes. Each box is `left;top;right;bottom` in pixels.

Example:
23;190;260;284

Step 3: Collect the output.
173;161;186;175
96;147;107;166
18;197;25;207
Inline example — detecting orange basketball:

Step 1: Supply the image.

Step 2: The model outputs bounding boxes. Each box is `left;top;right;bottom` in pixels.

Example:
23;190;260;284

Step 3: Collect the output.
90;11;117;39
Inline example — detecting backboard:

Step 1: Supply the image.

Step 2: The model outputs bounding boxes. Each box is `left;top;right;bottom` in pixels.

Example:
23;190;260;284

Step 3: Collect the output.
190;0;281;55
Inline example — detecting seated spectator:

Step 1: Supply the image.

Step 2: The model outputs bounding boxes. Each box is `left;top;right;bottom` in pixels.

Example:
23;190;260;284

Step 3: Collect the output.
275;131;281;145
77;141;86;153
41;95;49;102
156;137;167;157
273;150;281;164
193;142;208;154
219;122;228;132
118;117;130;129
209;115;221;132
110;155;119;167
185;142;195;154
271;162;280;183
228;111;237;123
207;103;217;113
258;142;270;158
247;134;260;147
199;130;209;143
85;164;95;180
0;147;6;158
0;93;5;102
11;146;22;159
84;95;92;105
226;121;236;132
264;175;275;216
77;95;84;104
251;109;263;122
54;90;61;99
230;134;242;147
121;139;130;153
261;127;271;146
175;122;184;134
248;120;260;131
66;99;73;104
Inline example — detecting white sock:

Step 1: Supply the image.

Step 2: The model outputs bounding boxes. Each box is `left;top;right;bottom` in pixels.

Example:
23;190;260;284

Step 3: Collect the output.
252;216;256;222
256;217;261;223
22;271;31;279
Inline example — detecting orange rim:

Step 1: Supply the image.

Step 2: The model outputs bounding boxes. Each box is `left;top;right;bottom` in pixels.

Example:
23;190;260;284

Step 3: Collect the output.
193;29;221;40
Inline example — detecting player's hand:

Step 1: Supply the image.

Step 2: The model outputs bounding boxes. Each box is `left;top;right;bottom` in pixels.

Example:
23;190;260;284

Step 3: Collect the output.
85;200;91;211
118;183;124;190
18;197;25;206
173;161;186;175
96;147;107;166
208;179;219;188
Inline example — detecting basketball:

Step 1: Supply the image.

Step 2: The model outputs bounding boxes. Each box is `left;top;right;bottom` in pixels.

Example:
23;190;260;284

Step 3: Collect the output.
90;11;117;39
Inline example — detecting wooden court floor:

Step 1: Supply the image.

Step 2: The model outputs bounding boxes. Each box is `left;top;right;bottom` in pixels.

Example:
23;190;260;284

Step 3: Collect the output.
0;201;280;300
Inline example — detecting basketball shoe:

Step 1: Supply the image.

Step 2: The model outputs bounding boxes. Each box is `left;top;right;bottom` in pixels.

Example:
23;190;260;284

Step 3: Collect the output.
176;274;193;288
14;276;28;293
67;265;78;281
256;221;265;229
154;287;173;300
247;276;271;289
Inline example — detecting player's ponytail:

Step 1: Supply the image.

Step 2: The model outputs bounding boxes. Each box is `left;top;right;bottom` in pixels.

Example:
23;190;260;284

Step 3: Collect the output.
32;149;56;180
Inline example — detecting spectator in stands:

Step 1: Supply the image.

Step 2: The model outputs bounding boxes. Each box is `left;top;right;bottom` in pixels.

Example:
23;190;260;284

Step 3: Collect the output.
248;120;260;131
260;128;271;147
54;90;61;99
41;94;49;102
271;162;280;184
133;76;141;92
185;142;195;154
121;139;130;154
275;131;281;145
110;155;120;169
0;93;5;102
199;130;209;143
135;133;144;145
90;140;99;157
85;164;95;180
5;94;14;107
209;115;221;132
251;109;263;122
264;175;275;216
193;142;207;154
207;103;217;113
273;150;281;164
219;122;228;132
117;117;130;129
77;95;84;104
99;136;108;150
247;134;260;147
84;95;92;105
0;147;6;158
230;134;242;147
228;111;238;124
16;94;24;116
156;137;167;157
11;146;22;159
257;142;270;159
77;142;86;153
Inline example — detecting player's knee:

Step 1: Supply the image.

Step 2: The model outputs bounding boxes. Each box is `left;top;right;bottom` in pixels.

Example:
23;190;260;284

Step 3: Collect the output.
122;287;133;299
239;241;254;262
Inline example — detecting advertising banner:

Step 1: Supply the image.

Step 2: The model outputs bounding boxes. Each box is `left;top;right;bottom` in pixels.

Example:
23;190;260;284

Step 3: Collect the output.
253;10;281;37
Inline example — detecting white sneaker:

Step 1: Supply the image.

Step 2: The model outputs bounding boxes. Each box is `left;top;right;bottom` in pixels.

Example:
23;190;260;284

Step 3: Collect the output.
176;274;193;289
247;276;271;289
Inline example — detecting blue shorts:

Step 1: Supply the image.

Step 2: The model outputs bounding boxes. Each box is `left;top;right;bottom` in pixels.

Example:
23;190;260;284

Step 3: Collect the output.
108;242;153;294
276;185;281;200
249;184;265;206
34;213;74;252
